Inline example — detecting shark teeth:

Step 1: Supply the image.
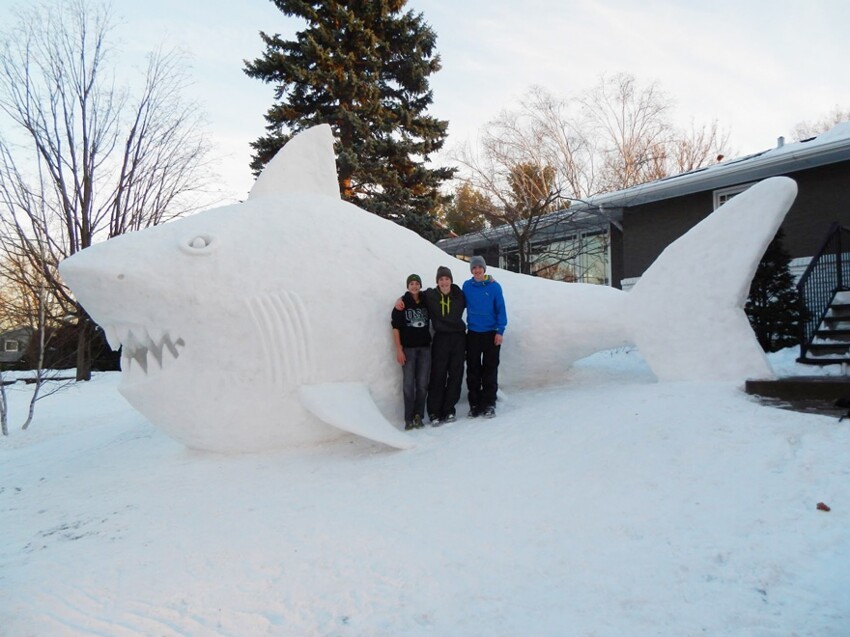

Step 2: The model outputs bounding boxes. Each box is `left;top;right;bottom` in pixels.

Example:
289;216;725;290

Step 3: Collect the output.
110;324;185;377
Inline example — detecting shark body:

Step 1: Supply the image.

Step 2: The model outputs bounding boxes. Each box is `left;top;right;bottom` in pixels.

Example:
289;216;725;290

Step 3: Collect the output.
58;125;797;452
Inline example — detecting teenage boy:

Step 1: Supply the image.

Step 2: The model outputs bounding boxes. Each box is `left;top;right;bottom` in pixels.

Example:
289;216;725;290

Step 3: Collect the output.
395;266;466;425
391;274;431;430
463;256;507;418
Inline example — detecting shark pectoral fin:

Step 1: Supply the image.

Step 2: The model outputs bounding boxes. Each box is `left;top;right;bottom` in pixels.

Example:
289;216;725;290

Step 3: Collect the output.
298;382;415;450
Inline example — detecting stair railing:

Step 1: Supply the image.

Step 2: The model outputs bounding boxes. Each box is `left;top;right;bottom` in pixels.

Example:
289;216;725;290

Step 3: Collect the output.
797;222;850;358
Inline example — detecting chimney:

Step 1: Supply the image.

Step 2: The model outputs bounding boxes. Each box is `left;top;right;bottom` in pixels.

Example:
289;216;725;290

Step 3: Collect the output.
777;136;785;148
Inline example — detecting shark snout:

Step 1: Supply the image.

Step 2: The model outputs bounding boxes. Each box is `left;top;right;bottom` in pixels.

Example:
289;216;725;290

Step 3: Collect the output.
59;245;188;379
58;247;126;294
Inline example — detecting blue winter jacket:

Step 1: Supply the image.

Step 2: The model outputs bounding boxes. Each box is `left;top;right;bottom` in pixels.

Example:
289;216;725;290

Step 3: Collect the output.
462;275;507;334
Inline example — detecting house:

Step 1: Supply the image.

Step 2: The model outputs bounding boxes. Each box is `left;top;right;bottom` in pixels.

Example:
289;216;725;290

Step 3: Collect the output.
0;326;33;368
438;122;850;291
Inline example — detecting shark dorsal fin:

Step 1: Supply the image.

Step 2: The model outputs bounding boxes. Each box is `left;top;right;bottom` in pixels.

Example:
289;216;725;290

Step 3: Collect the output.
248;124;341;201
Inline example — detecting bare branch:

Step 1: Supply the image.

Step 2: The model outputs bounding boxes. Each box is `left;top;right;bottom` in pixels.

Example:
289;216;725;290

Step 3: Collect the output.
0;0;211;384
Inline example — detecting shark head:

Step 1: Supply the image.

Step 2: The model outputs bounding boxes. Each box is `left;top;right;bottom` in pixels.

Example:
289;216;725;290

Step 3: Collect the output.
57;125;359;451
59;201;327;450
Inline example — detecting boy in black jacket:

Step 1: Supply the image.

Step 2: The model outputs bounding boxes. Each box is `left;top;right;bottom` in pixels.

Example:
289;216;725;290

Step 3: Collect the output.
394;266;466;425
391;274;431;429
422;266;467;424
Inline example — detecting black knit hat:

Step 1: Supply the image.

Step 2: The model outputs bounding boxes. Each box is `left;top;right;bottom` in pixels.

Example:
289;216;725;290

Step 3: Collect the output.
436;266;453;283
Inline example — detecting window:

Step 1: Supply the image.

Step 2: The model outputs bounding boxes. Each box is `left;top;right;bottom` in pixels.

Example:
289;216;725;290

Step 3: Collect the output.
500;231;611;285
713;183;756;210
4;339;19;352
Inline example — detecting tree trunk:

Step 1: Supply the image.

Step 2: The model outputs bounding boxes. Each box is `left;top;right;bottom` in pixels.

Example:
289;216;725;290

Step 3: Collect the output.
22;285;48;430
0;372;8;436
75;312;92;381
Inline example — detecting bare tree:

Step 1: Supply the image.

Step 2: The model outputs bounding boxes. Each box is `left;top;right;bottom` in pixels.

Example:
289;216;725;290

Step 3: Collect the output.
580;73;673;191
0;0;211;381
793;105;850;141
511;86;598;200
671;119;730;173
455;110;575;274
0;234;77;434
452;74;730;282
0;368;7;436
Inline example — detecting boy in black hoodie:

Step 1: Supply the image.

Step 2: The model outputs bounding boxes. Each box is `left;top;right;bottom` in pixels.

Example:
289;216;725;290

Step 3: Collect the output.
391;274;431;429
394;266;466;425
422;266;467;424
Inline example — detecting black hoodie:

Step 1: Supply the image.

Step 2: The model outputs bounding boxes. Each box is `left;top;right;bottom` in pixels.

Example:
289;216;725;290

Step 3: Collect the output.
422;284;466;334
391;291;431;348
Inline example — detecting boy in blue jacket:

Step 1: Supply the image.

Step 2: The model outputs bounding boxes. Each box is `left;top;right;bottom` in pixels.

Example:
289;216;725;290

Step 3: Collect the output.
463;256;507;418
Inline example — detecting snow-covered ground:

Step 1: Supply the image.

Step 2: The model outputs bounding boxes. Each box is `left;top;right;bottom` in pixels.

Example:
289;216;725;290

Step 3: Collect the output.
1;348;848;636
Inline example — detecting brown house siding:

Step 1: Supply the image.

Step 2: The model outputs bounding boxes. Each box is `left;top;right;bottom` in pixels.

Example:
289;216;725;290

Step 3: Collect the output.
780;162;850;258
622;191;713;280
621;160;850;282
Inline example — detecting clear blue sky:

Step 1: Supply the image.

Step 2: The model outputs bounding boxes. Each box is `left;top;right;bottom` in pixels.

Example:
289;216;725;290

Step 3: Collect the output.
2;0;848;203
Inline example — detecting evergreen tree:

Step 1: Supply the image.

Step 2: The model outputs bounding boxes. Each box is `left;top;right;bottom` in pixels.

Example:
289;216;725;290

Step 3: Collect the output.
745;229;804;352
244;0;454;241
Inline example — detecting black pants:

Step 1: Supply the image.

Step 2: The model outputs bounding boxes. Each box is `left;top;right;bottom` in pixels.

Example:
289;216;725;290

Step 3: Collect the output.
466;330;500;411
427;331;465;419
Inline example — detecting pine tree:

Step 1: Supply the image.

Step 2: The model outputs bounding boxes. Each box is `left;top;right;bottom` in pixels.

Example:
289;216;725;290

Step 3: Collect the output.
745;229;804;352
244;0;454;241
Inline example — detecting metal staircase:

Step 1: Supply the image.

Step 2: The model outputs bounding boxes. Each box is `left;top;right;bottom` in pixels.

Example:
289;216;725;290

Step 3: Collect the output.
800;291;850;368
797;223;850;369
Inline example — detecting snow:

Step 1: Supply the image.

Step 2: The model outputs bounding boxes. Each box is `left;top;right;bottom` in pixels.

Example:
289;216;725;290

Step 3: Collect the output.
628;176;796;382
2;347;849;636
15;126;845;633
248;125;340;201
56;126;796;453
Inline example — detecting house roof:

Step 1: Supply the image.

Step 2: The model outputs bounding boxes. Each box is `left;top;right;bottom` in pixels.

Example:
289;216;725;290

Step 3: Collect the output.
438;122;850;254
584;121;850;209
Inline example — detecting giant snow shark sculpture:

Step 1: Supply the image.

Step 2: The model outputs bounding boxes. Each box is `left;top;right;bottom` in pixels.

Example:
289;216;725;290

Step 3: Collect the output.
58;125;797;453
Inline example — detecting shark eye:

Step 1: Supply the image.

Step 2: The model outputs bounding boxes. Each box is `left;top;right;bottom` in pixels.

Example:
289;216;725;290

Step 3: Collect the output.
180;234;219;256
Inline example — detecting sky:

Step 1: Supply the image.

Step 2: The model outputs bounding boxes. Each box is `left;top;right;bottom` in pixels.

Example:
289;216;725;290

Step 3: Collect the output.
1;0;849;204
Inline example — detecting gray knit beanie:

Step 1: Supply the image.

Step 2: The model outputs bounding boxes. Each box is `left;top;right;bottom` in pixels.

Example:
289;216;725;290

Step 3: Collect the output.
469;255;487;272
435;265;453;283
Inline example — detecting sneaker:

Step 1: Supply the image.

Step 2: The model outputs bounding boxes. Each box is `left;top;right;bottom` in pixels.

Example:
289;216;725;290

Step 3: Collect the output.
482;406;496;418
467;408;480;418
412;414;423;429
443;412;456;423
429;413;442;426
405;421;414;431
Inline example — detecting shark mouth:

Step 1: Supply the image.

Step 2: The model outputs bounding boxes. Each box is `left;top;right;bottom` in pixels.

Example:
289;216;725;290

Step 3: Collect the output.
104;324;186;377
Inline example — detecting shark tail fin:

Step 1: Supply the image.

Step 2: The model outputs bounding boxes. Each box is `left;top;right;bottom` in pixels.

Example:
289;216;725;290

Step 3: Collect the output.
627;176;798;382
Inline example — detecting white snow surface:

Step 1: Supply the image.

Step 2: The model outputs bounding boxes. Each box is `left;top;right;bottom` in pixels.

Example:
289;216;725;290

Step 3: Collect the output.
2;348;849;636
